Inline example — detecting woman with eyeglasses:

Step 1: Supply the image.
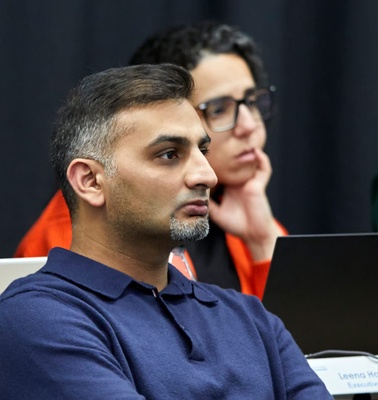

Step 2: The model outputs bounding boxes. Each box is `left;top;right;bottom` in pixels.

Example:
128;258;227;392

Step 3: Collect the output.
14;21;286;298
130;21;287;298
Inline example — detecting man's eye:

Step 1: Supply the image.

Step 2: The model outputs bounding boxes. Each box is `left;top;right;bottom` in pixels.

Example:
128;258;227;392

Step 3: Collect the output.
160;150;178;160
201;147;210;156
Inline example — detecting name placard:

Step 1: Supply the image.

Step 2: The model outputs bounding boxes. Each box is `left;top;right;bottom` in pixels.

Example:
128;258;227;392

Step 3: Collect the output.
308;355;378;396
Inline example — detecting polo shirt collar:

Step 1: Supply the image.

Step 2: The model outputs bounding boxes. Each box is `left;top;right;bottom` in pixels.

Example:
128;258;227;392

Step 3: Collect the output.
42;248;217;304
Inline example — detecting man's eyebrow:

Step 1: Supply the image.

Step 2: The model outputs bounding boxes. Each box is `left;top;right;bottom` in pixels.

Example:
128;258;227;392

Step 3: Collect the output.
147;133;211;148
199;133;211;146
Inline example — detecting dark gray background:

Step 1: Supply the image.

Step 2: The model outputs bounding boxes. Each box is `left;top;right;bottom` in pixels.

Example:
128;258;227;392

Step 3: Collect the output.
1;0;378;256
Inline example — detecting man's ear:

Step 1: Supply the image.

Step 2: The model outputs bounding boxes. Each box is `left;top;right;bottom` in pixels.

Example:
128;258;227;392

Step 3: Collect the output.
67;158;106;208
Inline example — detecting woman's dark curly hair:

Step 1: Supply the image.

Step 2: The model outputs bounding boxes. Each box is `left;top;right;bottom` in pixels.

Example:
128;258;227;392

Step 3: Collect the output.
129;20;268;87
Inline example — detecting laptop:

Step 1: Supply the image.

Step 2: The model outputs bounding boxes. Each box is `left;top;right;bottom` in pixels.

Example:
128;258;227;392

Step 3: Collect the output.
0;257;47;293
262;233;378;356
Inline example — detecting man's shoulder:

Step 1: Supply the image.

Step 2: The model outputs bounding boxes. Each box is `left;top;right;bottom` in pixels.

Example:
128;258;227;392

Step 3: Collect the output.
0;269;80;310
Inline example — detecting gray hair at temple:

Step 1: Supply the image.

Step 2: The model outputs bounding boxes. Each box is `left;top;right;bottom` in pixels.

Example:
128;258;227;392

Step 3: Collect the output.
50;63;194;215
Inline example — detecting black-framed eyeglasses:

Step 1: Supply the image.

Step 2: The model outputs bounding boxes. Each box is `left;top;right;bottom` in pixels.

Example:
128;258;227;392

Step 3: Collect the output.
197;86;275;133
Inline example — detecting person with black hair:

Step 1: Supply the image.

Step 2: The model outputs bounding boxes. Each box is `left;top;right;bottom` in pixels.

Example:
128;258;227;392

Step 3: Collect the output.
15;21;286;299
1;63;331;399
130;21;286;297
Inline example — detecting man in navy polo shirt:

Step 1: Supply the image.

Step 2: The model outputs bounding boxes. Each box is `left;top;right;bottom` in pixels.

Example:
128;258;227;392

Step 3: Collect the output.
0;64;332;399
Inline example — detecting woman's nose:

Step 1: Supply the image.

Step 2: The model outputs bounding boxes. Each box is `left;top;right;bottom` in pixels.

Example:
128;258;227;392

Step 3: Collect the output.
233;104;261;137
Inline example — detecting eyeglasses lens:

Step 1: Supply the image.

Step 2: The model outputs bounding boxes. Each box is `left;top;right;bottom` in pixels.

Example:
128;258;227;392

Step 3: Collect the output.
255;91;272;120
203;89;272;132
205;98;236;132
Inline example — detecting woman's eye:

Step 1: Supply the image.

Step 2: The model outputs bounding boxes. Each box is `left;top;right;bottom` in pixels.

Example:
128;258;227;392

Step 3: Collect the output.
245;96;257;107
208;104;226;117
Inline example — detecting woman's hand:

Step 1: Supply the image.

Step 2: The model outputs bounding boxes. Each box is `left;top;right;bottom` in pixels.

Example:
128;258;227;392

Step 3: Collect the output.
209;148;282;261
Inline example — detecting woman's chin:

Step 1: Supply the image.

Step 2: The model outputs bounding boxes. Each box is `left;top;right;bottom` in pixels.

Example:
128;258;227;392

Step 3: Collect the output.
218;166;257;187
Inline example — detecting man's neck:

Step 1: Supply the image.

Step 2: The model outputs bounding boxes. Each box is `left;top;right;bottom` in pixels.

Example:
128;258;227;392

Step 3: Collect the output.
70;231;171;291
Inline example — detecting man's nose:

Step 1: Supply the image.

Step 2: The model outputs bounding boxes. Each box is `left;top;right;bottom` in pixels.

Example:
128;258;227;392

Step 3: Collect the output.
186;150;218;189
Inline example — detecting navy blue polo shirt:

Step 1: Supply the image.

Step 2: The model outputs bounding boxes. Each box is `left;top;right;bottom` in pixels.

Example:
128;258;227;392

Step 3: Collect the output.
0;248;331;399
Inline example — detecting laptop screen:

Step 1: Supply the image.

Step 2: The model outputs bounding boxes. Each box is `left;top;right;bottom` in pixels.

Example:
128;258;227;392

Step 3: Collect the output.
262;233;378;355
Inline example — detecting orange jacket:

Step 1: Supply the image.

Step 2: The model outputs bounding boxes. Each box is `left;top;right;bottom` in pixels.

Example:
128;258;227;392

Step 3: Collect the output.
14;189;286;299
14;190;72;258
